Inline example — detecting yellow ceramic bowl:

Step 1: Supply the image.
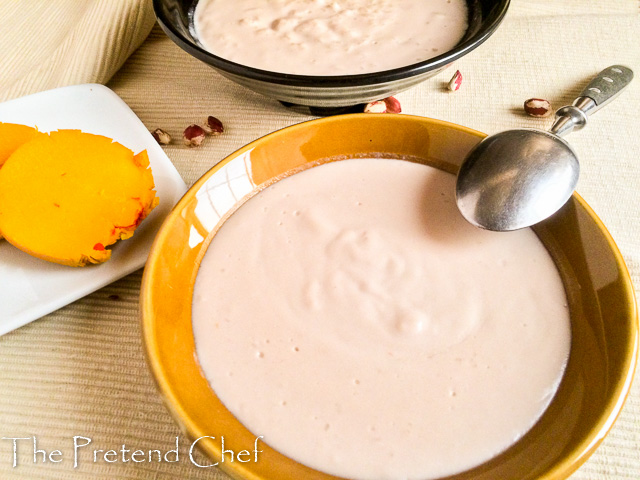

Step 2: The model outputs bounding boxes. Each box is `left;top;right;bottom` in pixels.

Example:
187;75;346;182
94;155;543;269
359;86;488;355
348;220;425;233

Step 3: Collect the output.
141;114;638;480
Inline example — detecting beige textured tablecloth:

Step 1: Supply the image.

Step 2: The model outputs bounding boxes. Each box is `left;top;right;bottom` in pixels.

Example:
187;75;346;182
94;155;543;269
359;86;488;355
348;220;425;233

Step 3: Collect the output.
0;1;639;478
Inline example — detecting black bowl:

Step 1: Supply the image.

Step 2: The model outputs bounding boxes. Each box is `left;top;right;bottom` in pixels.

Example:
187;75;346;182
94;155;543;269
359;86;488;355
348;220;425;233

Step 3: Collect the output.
154;0;510;107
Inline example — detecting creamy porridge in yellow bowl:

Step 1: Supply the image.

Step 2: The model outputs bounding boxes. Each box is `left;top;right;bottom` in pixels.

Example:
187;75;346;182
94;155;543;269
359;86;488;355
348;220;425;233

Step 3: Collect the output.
141;114;637;480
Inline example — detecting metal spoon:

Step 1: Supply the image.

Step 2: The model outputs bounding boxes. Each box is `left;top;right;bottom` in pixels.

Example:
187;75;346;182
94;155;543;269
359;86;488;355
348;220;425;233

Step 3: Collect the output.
455;65;633;231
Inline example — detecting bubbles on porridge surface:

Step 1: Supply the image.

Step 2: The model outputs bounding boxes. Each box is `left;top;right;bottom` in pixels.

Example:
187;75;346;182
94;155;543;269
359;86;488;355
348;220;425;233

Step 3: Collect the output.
191;154;572;479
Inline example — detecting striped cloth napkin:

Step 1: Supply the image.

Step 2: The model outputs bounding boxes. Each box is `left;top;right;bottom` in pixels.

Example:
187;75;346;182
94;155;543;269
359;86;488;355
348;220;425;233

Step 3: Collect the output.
0;0;155;102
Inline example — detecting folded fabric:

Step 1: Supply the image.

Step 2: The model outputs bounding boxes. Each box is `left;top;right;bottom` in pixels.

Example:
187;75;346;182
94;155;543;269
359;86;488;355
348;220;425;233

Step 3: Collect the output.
0;0;155;102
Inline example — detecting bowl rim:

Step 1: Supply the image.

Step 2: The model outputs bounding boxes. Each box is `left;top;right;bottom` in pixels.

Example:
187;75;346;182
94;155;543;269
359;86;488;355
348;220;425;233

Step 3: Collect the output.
141;113;638;480
152;0;511;88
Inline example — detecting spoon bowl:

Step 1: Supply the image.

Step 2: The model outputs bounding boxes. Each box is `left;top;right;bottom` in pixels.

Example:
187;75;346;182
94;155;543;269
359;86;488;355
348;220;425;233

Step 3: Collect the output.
456;129;579;231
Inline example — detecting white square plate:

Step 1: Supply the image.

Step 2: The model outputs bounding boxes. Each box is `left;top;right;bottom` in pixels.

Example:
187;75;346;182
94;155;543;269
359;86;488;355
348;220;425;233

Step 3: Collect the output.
0;84;187;335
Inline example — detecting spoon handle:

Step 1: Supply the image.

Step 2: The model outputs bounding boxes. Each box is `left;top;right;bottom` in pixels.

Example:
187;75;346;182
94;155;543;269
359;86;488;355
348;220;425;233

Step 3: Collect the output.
549;65;634;137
